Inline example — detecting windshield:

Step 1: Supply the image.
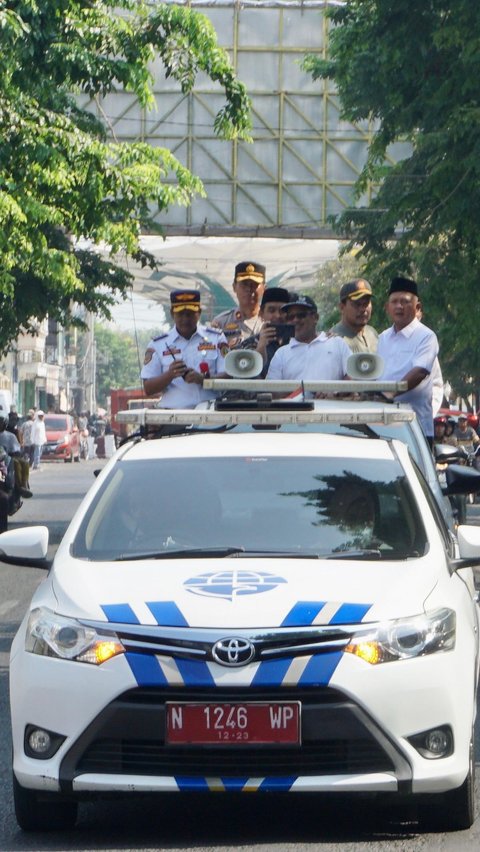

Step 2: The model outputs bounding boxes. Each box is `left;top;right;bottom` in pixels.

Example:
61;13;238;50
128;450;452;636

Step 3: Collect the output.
45;416;68;431
72;455;427;561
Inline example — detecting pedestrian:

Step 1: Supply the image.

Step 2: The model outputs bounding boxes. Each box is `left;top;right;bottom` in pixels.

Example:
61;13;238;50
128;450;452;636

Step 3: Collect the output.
19;409;35;466
31;410;47;470
212;261;266;348
330;278;378;353
240;286;293;376
376;277;439;441
266;294;351;387
141;289;229;409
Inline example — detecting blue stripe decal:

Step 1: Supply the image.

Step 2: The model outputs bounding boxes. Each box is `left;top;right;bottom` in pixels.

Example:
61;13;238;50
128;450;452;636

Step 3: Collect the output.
251;657;295;686
281;602;326;627
329;603;372;624
125;652;169;686
101;603;140;624
298;651;343;686
175;776;209;791
221;778;251;791
258;777;296;792
175;658;215;687
147;601;189;627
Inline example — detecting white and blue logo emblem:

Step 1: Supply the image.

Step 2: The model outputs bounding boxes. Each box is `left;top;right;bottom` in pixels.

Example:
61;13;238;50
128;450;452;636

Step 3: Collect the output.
184;569;287;601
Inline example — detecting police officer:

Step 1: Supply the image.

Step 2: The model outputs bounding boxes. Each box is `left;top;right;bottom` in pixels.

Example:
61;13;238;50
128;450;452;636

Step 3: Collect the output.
330;278;378;353
240;286;292;376
212;261;266;347
141;290;229;409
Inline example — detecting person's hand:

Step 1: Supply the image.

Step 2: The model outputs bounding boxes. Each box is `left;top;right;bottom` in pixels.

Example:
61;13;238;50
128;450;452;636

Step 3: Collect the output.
183;369;204;385
166;359;188;381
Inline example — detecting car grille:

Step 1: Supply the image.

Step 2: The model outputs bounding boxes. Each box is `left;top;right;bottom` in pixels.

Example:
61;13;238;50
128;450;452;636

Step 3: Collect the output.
62;687;404;783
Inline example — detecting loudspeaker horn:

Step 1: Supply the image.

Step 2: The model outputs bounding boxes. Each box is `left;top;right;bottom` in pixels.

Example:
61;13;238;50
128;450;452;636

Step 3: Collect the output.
225;348;263;378
347;352;384;381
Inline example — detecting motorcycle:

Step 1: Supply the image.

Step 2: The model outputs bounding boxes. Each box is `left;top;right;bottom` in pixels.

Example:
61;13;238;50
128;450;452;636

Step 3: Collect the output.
0;454;24;531
434;442;480;525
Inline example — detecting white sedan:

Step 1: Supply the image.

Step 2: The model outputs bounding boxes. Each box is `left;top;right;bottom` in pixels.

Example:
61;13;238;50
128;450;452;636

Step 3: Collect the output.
6;426;480;832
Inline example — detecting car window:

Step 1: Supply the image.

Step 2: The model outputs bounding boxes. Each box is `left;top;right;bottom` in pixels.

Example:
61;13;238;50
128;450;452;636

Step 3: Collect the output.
45;416;68;430
71;456;428;561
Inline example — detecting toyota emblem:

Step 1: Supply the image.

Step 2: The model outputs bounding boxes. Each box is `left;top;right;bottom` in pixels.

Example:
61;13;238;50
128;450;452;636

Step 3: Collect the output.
212;637;255;667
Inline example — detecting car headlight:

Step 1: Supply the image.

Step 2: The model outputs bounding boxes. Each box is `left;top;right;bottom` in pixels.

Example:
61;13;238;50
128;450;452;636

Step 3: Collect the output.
344;608;455;665
25;607;125;665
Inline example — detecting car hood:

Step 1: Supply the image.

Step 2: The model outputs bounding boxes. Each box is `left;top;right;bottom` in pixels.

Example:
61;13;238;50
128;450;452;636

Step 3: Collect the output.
50;555;439;628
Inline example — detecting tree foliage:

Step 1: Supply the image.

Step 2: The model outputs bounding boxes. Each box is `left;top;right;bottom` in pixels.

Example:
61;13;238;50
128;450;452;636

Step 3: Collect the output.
0;1;251;351
304;1;480;400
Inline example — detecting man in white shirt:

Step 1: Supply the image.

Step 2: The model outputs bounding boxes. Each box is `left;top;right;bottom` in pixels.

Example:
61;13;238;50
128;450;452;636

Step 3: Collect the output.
266;294;351;386
377;277;439;440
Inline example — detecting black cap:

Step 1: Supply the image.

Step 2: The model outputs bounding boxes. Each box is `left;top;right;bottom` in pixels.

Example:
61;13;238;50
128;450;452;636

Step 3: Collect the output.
261;287;290;308
281;294;317;312
389;276;418;297
170;289;201;313
340;278;373;301
234;261;266;285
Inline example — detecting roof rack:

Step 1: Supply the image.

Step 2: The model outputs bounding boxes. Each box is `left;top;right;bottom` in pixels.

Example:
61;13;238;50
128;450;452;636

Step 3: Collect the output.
116;407;415;428
202;378;408;394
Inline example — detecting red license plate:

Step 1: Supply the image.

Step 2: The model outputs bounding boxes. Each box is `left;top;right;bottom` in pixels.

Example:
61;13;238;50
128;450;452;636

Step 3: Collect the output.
166;701;301;745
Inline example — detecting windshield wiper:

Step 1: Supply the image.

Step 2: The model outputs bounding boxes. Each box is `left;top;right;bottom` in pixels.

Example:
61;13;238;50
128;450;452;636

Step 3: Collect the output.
114;546;246;561
326;549;383;560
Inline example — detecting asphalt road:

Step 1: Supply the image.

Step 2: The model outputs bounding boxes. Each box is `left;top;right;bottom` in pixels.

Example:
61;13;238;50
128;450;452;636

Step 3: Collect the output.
1;460;480;850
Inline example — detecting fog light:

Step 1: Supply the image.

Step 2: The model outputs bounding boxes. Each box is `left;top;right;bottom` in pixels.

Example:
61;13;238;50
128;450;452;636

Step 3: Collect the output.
408;725;453;759
425;728;449;756
28;728;52;754
24;724;65;759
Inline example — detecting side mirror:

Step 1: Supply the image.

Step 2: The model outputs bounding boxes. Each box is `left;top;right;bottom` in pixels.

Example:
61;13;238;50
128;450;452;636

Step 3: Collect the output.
0;525;49;567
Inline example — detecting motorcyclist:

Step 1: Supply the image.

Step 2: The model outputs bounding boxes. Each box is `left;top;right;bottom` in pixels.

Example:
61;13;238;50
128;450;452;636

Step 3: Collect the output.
0;416;32;500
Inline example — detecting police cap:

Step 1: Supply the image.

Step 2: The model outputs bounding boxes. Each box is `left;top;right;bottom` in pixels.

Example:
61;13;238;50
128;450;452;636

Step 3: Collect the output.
170;289;201;313
234;261;266;285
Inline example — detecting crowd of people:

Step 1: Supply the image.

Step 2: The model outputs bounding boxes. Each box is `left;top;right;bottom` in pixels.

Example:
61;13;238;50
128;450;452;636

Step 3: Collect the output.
141;263;444;444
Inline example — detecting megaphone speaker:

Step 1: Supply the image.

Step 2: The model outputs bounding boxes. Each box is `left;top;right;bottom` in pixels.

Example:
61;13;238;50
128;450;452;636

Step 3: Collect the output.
346;352;384;381
225;348;263;378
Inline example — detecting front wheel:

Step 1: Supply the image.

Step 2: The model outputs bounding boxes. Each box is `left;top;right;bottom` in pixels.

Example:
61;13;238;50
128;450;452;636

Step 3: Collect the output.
13;775;78;831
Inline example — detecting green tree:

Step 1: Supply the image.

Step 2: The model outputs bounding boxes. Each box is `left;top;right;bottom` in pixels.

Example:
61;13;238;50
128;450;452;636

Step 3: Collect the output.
94;325;148;408
0;1;250;351
304;1;480;402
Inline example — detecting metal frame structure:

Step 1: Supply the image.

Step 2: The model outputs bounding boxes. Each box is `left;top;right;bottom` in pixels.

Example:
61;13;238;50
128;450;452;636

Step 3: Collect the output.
81;1;405;239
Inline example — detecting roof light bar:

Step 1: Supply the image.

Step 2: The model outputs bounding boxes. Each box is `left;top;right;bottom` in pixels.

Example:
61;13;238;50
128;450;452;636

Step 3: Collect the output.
116;408;415;427
202;379;408;393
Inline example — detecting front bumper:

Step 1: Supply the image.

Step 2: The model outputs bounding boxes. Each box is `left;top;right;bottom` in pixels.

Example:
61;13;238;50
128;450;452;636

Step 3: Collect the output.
11;644;474;798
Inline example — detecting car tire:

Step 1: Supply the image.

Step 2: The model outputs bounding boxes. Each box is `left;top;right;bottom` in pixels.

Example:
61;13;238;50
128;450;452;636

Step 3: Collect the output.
13;774;78;831
419;737;475;832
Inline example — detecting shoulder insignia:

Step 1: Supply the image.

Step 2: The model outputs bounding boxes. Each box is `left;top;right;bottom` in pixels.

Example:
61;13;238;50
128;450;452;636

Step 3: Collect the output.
152;333;168;342
205;326;221;335
144;348;155;365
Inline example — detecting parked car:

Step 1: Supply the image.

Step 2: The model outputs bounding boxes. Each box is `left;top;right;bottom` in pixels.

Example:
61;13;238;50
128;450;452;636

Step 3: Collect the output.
7;400;480;832
41;414;80;463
